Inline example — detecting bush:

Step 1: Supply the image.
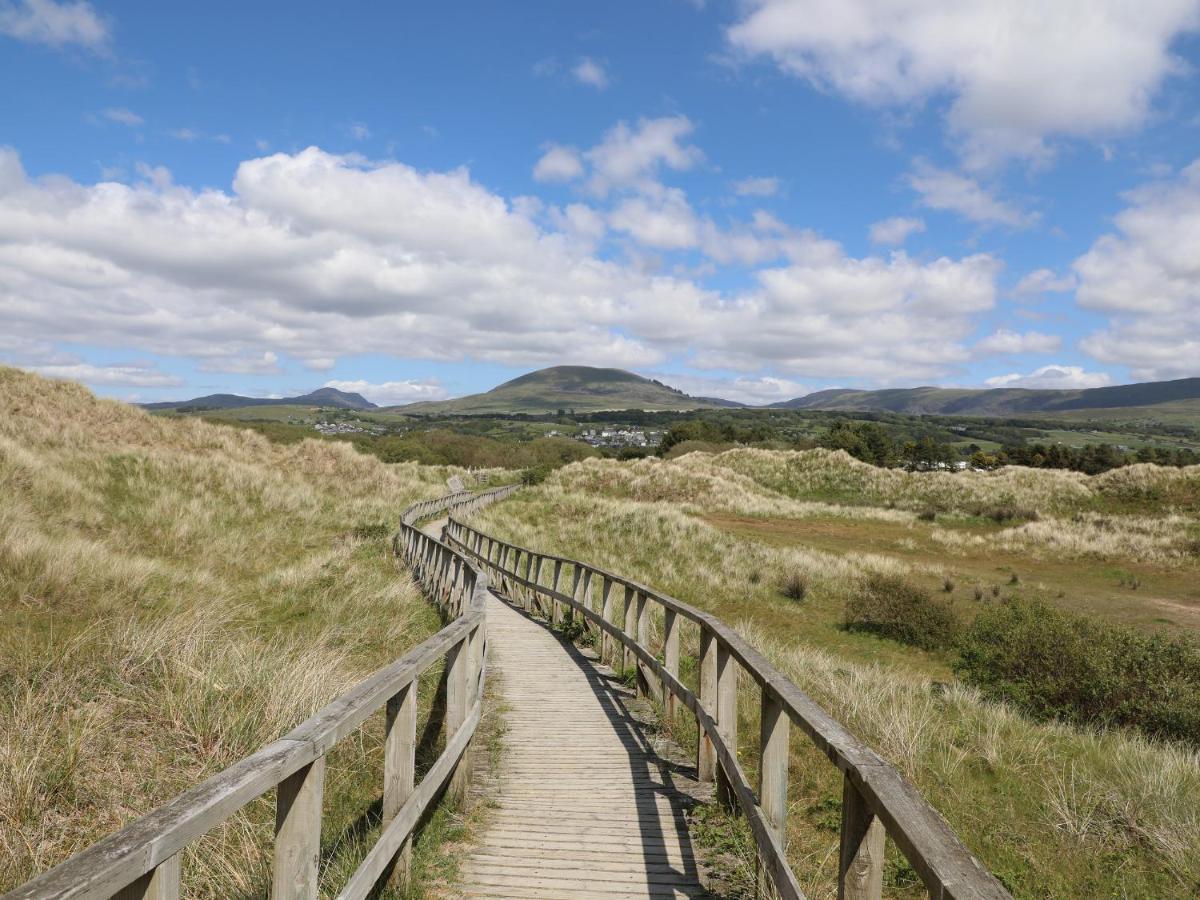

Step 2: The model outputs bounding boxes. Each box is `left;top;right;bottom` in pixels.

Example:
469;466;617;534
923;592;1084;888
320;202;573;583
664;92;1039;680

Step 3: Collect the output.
521;464;553;485
780;572;808;601
955;599;1200;745
843;574;960;650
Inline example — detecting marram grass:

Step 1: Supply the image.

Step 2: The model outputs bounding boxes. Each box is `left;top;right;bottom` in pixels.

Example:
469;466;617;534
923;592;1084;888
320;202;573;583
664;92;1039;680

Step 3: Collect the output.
0;367;459;897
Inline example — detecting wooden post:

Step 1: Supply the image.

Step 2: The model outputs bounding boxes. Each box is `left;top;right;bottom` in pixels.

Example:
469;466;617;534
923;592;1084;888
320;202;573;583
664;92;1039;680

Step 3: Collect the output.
273;757;325;900
716;644;739;811
600;577;615;664
838;774;885;900
522;552;534;611
113;855;180;900
569;566;582;629
532;556;545;615
635;592;650;697
697;627;717;783
759;690;789;847
445;634;470;803
663;609;679;721
384;681;417;886
580;571;593;637
551;561;563;626
622;585;636;674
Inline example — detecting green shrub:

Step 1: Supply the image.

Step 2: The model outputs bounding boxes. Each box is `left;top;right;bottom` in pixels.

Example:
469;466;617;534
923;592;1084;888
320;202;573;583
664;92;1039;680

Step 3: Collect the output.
521;464;553;485
955;599;1200;745
843;574;959;650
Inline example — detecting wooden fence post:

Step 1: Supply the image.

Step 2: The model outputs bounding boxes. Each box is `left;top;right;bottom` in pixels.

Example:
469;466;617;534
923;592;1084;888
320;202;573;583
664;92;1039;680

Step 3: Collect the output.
384;681;417;886
601;577;615;664
663;608;679;721
445;633;470;803
697;627;717;783
716;644;739;811
532;556;545;616
522;552;534;611
635;592;651;697
622;586;637;674
759;690;789;846
551;561;563;626
273;757;326;900
838;774;885;900
113;855;180;900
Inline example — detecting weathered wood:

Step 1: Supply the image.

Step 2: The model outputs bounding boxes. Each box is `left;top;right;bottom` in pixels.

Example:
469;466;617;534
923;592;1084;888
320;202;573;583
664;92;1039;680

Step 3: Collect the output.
621;585;637;673
697;627;718;784
336;700;482;900
445;633;470;803
759;691;789;848
715;642;739;811
600;577;615;664
112;855;179;900
663;609;679;721
551;560;563;625
839;772;885;900
273;757;325;900
384;682;417;887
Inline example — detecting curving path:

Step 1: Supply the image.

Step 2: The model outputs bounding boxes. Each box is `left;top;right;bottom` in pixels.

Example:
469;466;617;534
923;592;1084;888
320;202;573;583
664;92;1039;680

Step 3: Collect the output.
423;521;717;899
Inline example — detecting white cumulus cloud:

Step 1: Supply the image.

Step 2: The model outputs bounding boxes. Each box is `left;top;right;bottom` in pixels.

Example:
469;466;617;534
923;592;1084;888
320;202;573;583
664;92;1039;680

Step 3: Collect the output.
0;144;1005;388
26;361;182;387
1074;160;1200;380
732;176;780;197
0;0;109;51
533;144;584;183
975;329;1061;355
324;378;448;406
868;216;925;245
984;365;1113;389
572;57;609;89
907;160;1034;226
727;0;1200;167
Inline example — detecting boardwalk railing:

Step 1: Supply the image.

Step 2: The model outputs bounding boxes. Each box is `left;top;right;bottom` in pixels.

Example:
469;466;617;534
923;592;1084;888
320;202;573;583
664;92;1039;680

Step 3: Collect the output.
5;484;519;900
444;516;1011;900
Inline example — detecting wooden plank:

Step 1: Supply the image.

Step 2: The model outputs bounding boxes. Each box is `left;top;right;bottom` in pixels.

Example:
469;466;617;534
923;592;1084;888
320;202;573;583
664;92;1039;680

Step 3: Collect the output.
839;772;885;900
622;585;636;673
273;757;325;900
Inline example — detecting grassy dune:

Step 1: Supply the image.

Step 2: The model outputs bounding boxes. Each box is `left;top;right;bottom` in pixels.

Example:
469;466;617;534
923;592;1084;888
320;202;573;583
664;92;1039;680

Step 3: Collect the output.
0;368;459;896
466;450;1200;898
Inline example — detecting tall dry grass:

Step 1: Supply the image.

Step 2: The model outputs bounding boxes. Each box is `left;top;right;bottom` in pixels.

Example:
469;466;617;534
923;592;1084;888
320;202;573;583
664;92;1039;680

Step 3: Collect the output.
0;367;453;896
466;451;1200;897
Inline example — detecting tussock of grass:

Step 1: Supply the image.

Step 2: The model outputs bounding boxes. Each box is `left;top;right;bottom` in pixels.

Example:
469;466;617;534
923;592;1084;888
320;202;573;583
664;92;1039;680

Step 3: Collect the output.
0;367;455;895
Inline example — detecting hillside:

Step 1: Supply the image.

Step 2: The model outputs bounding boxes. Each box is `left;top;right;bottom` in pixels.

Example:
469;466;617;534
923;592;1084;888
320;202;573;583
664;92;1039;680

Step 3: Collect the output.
775;377;1200;417
143;386;376;411
0;366;449;892
392;366;736;415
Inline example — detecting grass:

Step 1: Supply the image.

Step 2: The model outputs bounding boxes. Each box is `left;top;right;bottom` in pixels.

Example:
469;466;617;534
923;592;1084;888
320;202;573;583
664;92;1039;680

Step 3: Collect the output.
464;449;1200;898
0;367;464;896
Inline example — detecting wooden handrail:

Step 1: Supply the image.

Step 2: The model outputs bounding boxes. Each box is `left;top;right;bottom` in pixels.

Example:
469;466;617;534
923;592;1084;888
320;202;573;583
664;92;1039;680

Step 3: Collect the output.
5;485;518;900
444;516;1011;900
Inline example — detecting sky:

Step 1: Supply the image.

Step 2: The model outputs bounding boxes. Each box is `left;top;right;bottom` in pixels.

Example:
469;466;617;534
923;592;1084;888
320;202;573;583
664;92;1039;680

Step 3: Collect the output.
1;0;1199;407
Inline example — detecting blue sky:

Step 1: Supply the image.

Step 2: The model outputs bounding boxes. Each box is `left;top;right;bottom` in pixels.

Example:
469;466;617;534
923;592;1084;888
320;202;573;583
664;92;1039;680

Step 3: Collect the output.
2;0;1199;405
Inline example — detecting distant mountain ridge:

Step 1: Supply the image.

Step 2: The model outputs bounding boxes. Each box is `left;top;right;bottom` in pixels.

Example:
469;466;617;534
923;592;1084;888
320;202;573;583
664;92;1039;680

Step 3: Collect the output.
390;366;738;415
142;368;1200;419
771;378;1200;416
144;387;376;411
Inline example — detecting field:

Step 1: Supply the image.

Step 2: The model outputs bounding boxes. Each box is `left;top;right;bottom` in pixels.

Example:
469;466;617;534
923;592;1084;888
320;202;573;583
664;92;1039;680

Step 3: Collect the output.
464;449;1200;898
0;368;474;897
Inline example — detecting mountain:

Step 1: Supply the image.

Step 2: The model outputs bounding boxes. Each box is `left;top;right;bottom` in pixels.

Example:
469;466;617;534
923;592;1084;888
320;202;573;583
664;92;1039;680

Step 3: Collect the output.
772;378;1200;417
391;366;739;415
144;387;376;411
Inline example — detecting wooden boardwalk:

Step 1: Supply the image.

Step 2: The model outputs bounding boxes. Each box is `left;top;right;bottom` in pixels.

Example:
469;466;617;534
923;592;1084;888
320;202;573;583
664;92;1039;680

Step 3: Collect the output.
457;590;715;899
